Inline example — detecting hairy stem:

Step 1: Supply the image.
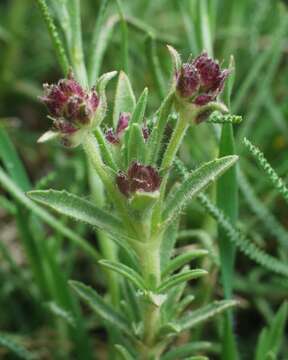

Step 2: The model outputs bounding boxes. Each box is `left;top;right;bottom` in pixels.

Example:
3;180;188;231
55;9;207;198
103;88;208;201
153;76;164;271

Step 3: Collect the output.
83;132;136;236
139;242;162;360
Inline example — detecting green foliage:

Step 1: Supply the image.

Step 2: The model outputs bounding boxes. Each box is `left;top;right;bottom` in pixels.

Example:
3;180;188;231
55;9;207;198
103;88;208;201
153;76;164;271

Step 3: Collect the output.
163;156;238;224
243;137;288;205
1;0;288;358
177;300;238;331
161;342;212;360
255;302;287;360
27;189;126;236
162;249;208;277
175;159;288;277
157;269;207;293
99;259;146;290
70;281;131;335
0;334;36;360
113;71;136;129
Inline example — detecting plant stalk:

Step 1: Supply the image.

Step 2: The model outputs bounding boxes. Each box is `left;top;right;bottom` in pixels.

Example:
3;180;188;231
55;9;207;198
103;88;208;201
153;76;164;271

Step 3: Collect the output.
138;241;162;360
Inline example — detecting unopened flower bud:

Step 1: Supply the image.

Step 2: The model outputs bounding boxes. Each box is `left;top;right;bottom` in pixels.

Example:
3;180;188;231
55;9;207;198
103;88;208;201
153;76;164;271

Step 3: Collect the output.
177;63;200;98
40;72;100;147
116;162;161;197
176;52;230;106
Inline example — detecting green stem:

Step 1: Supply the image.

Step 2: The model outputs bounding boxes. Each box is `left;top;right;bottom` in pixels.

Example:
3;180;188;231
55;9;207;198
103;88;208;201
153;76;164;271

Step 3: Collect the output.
83;132;136;236
151;111;189;234
138;241;162;360
87;160;120;308
161;112;189;172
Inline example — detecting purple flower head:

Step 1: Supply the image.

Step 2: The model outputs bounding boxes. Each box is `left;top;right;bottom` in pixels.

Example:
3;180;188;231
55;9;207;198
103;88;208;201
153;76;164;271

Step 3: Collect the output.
40;72;99;139
176;52;230;106
116;161;161;197
177;63;200;98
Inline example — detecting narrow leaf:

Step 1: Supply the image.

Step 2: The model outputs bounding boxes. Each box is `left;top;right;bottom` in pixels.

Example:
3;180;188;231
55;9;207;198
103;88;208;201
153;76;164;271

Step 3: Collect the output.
0;167;100;261
113;71;136;128
130;87;148;125
99;260;146;290
157;269;207;293
163;156;238;222
27;190;125;235
162;250;208;277
178;300;238;331
69;281;131;334
255;302;287;360
35;0;69;74
0;333;36;360
114;345;134;360
167;45;182;74
45;302;76;327
147;92;174;164
127;123;146;163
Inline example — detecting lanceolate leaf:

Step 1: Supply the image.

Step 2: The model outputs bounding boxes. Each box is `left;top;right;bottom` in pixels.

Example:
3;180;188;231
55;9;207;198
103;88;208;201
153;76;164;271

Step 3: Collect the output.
160;219;179;272
0;333;36;360
157;269;207;293
127;124;146;164
162;249;208;277
0;168;100;261
161;342;212;360
147;92;174;165
99;260;146;290
167;45;182;74
45;302;76;327
113;71;136;128
255;302;287;360
163;156;238;222
69;281;131;335
178;300;238;331
114;345;134;360
27;190;125;235
130;87;148;125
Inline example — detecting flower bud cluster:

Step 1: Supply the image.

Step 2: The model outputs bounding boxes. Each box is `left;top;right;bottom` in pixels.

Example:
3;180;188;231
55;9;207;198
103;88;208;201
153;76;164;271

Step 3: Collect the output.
40;72;99;146
176;52;230;106
116;161;161;197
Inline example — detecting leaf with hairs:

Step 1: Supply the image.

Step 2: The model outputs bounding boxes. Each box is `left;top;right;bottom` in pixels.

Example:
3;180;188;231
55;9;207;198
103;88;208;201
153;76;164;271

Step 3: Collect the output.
174;159;288;277
27;190;125;235
0;333;36;360
69;281;131;335
161;342;211;360
99;260;146;290
157;269;207;293
243;137;288;205
163;156;238;222
178;300;238;331
114;345;134;360
162;250;208;277
0;167;100;261
113;71;136;128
